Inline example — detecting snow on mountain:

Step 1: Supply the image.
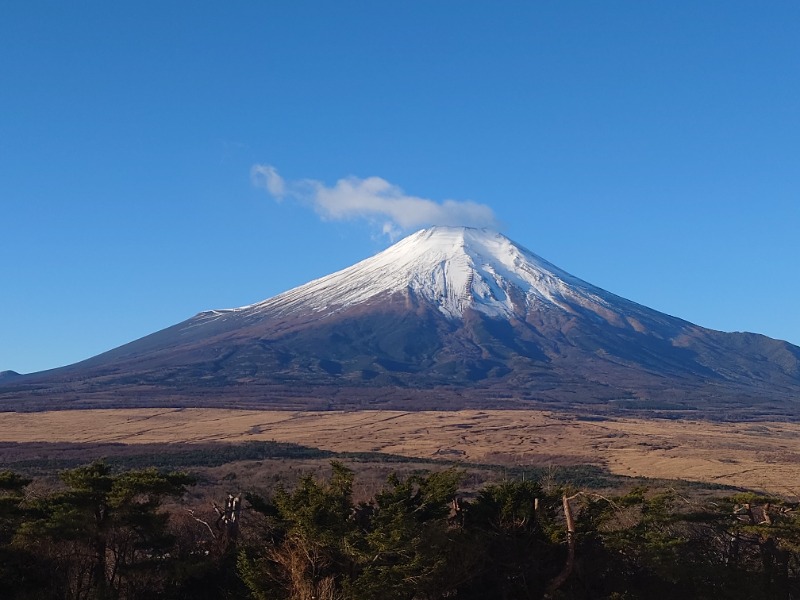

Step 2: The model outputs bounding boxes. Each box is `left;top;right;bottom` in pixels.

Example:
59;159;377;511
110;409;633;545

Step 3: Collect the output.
212;226;621;322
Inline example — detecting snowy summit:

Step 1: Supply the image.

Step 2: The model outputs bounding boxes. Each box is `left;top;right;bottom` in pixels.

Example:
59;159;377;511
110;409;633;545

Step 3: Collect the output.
236;226;612;321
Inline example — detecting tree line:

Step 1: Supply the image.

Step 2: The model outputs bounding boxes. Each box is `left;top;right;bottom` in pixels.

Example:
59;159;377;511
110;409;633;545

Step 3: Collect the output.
0;461;798;599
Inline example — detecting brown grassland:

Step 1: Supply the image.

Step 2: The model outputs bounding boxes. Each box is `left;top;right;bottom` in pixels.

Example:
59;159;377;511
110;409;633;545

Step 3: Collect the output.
1;408;799;496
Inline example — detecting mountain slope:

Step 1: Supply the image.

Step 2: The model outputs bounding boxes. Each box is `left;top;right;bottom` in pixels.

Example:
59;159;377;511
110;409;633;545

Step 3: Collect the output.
3;227;799;418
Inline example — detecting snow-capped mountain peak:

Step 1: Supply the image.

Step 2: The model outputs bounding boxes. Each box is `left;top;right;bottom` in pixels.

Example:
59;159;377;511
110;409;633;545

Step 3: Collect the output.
238;226;607;320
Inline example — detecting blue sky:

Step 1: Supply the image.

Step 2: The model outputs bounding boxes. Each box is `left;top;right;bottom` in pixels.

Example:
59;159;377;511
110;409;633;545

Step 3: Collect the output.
2;2;799;374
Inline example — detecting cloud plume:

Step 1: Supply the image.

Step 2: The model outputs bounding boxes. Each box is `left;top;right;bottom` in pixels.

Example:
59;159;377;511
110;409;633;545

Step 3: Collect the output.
251;164;498;238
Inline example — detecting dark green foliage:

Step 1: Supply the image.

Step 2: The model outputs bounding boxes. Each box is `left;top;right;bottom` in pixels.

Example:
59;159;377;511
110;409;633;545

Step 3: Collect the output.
456;480;558;599
14;461;194;599
469;479;542;532
0;470;32;491
239;465;468;599
348;469;465;599
0;462;799;599
0;470;47;599
577;488;700;598
239;461;359;599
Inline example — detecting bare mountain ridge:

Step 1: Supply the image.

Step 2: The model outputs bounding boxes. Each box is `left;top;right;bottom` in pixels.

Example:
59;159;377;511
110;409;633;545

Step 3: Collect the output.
3;227;799;418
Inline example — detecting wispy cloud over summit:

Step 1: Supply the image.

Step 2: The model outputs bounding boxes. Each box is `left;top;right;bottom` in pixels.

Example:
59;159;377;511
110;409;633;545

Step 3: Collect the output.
251;165;498;238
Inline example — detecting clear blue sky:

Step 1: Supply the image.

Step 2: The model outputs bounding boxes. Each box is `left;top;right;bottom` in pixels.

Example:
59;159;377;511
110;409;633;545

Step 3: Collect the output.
2;2;799;374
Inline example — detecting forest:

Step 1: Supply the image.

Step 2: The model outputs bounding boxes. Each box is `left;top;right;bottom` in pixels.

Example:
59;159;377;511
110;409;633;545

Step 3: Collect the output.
0;459;798;599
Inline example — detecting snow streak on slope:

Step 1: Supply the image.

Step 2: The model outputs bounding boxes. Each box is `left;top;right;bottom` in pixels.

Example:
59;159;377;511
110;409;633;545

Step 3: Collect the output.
213;227;619;321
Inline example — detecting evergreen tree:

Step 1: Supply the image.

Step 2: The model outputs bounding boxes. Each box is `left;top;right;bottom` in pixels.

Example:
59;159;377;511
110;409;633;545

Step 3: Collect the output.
17;460;193;599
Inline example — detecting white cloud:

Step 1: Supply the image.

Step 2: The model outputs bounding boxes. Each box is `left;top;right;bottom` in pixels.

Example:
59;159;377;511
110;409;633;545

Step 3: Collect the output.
251;164;499;235
250;164;285;199
382;221;402;242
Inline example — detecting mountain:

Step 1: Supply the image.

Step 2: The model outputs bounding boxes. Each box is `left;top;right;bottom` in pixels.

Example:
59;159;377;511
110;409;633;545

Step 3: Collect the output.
3;227;799;418
0;370;20;382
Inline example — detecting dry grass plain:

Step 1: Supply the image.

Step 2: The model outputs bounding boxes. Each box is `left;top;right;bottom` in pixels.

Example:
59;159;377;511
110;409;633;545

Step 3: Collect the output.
1;408;799;497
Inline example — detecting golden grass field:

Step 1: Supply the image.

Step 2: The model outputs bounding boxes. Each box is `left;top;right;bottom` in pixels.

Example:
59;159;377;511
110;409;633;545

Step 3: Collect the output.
1;409;799;497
